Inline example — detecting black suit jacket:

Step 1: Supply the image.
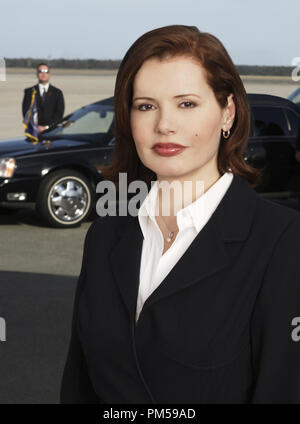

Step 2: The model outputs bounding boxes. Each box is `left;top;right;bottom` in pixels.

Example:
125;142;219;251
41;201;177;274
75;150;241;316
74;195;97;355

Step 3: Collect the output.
60;175;300;404
22;84;64;127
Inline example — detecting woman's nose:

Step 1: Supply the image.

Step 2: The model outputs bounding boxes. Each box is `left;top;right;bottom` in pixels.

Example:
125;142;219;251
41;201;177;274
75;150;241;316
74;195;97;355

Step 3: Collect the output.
155;111;177;135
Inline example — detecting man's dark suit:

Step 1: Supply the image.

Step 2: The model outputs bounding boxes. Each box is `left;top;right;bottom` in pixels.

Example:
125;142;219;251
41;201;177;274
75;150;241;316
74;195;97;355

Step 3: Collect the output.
22;84;64;127
60;174;300;404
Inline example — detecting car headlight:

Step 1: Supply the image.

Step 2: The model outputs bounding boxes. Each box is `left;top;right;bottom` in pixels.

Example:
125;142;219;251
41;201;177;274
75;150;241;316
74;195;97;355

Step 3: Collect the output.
0;158;16;178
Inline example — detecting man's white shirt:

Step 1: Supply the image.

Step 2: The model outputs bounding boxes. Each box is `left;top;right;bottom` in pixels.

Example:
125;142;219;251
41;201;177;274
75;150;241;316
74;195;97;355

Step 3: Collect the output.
38;82;49;97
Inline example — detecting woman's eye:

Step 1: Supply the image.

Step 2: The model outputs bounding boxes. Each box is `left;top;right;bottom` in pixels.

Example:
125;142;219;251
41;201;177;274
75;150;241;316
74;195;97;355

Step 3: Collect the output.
180;101;196;108
135;101;196;111
137;104;154;111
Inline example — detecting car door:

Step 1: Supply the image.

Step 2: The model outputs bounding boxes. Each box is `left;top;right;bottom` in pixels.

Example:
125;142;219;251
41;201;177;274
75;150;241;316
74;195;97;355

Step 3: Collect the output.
246;105;298;196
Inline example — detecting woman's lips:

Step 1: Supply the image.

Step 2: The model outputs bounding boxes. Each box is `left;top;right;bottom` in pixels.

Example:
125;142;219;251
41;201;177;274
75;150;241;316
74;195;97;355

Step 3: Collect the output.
152;143;186;157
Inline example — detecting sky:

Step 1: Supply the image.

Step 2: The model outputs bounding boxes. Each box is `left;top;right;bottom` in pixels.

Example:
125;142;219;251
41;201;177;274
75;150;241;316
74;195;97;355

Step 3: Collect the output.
1;0;299;66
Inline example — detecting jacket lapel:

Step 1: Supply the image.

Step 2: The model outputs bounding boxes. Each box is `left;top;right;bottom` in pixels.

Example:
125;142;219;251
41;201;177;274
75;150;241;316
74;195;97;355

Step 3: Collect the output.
34;84;42;109
44;84;53;104
109;217;144;322
109;175;258;323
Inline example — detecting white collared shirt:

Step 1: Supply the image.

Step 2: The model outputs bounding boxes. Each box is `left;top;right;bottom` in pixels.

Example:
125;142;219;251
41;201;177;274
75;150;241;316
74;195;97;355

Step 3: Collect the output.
38;82;49;97
136;171;234;322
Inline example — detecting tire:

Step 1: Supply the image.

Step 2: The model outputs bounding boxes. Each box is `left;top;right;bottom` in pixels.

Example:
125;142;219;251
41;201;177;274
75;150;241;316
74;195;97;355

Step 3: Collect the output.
36;169;94;228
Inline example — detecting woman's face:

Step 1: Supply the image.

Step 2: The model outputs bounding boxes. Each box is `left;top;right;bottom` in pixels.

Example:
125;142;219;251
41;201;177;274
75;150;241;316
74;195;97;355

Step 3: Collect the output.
130;55;235;185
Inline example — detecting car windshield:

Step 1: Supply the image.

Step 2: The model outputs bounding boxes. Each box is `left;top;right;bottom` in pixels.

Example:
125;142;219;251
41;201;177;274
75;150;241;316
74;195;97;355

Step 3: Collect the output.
288;87;300;104
44;104;114;139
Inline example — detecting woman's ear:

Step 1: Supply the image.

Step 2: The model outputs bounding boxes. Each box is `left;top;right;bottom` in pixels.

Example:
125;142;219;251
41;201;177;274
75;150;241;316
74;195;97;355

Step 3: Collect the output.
222;93;236;132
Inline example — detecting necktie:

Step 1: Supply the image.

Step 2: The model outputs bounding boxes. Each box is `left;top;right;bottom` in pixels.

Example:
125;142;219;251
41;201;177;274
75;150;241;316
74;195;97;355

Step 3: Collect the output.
42;88;46;102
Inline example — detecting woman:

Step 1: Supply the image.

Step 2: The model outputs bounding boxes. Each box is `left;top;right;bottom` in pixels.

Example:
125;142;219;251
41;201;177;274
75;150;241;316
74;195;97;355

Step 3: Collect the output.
60;25;300;404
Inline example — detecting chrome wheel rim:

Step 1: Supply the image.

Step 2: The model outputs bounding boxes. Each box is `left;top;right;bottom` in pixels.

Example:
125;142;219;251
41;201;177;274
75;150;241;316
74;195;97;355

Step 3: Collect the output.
49;177;90;223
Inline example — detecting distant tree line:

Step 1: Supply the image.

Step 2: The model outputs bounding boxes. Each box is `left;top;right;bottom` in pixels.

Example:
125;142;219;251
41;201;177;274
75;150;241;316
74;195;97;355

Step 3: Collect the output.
4;58;295;76
5;58;121;70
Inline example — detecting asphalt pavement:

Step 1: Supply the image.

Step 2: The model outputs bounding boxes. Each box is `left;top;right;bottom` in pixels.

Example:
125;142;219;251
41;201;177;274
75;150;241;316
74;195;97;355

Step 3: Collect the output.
0;207;92;403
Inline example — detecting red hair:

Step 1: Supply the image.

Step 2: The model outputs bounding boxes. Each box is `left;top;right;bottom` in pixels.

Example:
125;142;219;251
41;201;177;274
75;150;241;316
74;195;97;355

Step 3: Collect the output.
101;25;261;190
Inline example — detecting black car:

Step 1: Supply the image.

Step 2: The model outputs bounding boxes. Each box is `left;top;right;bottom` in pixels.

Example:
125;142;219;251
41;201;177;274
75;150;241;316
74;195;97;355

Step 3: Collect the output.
246;94;300;197
288;87;300;107
0;94;300;228
0;97;115;227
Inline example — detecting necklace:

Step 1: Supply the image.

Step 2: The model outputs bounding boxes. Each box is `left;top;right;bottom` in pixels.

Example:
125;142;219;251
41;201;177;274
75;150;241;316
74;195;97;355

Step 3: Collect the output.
159;215;178;243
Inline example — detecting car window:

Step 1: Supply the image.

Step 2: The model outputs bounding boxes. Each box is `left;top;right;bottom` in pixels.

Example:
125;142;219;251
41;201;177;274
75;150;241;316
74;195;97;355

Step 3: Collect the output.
290;89;300;105
252;106;289;137
249;109;255;137
47;105;114;136
108;136;115;146
284;109;299;137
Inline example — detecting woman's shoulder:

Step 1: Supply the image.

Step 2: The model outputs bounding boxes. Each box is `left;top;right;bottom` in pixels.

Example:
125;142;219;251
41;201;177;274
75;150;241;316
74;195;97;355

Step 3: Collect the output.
255;195;300;231
84;213;136;246
253;196;300;253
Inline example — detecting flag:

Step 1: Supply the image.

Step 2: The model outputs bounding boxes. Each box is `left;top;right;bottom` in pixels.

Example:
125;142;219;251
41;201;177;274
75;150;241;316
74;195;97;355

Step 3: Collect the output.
23;88;39;143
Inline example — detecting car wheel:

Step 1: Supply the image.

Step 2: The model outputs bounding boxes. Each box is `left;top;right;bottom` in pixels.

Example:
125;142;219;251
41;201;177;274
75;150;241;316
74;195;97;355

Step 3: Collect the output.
36;169;93;228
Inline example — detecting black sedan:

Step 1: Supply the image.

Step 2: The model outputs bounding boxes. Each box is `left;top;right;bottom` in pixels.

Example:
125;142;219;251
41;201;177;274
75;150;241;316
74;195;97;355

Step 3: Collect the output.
0;97;115;227
0;94;300;228
288;87;300;107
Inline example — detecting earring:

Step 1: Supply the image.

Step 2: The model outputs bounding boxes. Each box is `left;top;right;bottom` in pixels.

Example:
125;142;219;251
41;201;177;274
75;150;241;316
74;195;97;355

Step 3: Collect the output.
222;129;230;139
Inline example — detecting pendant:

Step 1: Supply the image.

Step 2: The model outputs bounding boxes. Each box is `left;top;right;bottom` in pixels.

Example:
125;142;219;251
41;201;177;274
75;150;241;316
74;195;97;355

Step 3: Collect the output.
167;231;174;242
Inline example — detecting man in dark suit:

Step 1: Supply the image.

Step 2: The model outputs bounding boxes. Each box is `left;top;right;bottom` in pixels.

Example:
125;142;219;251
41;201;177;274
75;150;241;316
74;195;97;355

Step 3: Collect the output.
22;63;65;134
